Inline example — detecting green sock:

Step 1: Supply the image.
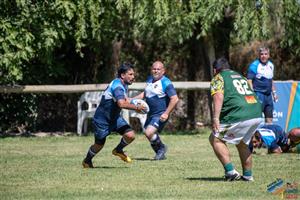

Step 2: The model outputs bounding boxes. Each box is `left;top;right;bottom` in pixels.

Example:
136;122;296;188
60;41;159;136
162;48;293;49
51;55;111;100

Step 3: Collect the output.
224;163;234;173
243;169;252;177
296;144;300;153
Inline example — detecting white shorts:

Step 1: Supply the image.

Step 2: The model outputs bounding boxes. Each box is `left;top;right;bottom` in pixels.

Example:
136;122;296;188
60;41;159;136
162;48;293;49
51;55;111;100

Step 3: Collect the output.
212;118;264;145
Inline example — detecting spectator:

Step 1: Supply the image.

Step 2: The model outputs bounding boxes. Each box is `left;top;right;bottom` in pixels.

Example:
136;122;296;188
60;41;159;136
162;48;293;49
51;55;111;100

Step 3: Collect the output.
247;46;278;123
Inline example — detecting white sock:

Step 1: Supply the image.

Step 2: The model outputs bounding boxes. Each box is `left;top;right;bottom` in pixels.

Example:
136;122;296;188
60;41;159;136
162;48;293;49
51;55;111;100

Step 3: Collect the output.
242;175;254;181
226;169;239;175
150;134;158;142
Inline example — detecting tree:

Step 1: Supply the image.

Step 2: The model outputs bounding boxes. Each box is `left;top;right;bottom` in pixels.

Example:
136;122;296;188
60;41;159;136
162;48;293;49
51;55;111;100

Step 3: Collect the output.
1;0;299;132
116;0;300;128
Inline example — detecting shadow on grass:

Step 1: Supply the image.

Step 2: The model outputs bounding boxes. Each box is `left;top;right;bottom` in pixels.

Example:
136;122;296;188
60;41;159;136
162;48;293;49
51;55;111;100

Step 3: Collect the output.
133;157;153;161
91;166;129;169
186;177;224;182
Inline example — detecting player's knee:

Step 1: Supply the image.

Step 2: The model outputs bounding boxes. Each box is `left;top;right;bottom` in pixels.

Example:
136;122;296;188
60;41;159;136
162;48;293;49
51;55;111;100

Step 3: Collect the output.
144;131;155;141
209;133;218;145
95;137;106;146
124;130;135;141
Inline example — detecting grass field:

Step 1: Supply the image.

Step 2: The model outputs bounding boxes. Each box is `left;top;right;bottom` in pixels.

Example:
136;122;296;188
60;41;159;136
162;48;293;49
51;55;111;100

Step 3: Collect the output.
0;131;299;200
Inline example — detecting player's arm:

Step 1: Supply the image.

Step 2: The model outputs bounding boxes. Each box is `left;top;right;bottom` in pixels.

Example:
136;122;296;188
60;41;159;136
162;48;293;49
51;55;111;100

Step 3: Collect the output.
269;147;282;154
117;98;146;113
161;94;179;121
247;79;254;91
113;87;145;112
160;84;179;121
212;92;223;133
246;65;256;91
271;80;278;102
210;74;224;133
268;142;282;154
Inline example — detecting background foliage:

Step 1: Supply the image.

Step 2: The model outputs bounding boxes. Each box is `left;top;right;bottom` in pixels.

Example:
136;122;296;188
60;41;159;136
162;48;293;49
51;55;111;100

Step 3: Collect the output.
1;0;300;133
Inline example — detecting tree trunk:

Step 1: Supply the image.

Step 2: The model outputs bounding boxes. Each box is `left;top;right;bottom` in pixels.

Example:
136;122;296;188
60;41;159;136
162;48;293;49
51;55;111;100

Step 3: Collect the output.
186;34;213;129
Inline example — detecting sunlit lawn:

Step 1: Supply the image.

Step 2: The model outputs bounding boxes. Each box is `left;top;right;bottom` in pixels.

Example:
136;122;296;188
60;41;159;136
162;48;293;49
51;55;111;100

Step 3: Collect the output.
0;131;299;199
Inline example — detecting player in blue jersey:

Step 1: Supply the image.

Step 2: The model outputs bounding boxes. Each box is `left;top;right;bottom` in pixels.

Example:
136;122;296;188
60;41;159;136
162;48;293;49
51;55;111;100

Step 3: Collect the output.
82;63;146;168
251;124;300;154
134;61;179;160
247;47;278;124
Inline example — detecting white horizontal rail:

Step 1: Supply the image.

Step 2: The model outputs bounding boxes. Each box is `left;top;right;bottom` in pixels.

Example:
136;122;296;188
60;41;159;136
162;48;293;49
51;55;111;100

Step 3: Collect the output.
0;81;211;93
1;80;294;93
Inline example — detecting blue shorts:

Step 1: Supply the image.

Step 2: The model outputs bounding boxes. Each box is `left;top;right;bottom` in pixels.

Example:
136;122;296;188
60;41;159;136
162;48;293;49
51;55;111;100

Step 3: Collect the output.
144;115;167;133
93;115;132;141
255;91;273;118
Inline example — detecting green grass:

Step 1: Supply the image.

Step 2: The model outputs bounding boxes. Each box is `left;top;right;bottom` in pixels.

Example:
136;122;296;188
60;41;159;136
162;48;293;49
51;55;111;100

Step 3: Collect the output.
0;132;299;200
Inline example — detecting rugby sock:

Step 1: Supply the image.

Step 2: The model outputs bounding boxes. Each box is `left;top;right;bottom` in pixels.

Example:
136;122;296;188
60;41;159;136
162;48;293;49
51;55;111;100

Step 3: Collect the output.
242;170;253;180
85;146;97;161
150;134;162;153
224;163;235;174
115;138;129;152
243;169;252;177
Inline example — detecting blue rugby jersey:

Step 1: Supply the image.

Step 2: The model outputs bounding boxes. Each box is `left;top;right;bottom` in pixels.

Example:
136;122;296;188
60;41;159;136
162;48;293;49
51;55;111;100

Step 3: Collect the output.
247;59;274;94
257;124;288;151
144;75;177;116
93;78;127;123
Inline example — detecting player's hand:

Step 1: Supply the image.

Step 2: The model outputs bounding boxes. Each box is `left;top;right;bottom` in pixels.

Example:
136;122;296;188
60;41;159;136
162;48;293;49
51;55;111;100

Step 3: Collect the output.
212;118;220;133
135;103;146;113
272;91;278;102
160;113;168;122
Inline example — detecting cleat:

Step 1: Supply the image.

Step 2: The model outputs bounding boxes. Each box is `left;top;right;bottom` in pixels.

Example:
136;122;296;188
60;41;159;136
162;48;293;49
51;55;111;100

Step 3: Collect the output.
82;159;94;168
241;176;254;182
154;144;167;160
224;170;241;181
112;149;132;163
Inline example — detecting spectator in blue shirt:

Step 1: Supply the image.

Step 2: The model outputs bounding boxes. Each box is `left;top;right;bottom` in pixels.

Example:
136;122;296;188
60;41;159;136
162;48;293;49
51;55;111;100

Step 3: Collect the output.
247;47;278;124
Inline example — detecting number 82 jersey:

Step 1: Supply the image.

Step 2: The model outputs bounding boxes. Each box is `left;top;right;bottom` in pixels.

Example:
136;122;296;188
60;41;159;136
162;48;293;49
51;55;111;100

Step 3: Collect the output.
210;70;262;123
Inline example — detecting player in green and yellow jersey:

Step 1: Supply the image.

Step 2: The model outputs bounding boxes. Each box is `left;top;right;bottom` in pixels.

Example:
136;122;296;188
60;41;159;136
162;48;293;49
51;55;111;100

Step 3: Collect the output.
209;57;263;181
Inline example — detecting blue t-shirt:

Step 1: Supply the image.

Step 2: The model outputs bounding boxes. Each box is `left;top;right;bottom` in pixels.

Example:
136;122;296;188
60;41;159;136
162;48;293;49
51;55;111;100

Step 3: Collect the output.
247;59;274;94
93;78;127;123
257;124;288;151
144;75;177;117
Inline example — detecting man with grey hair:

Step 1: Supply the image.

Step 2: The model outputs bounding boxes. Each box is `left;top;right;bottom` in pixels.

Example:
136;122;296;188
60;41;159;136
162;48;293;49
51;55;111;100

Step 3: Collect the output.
247;46;278;124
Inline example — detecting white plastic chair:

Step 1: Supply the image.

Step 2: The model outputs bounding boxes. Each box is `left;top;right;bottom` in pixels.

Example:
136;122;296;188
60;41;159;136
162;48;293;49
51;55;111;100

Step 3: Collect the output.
77;91;102;135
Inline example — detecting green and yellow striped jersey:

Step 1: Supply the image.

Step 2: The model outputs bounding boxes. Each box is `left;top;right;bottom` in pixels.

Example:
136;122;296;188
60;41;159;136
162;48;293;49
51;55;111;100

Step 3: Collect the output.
211;70;262;123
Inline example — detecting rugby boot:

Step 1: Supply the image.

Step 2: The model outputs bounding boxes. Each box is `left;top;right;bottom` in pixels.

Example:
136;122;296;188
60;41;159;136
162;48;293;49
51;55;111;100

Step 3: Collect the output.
241;175;254;182
224;170;241;181
112;149;132;163
154;144;167;160
82;159;94;168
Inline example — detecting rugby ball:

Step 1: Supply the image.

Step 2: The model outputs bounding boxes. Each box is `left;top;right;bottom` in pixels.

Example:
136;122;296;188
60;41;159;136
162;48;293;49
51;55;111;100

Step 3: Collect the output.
131;99;149;114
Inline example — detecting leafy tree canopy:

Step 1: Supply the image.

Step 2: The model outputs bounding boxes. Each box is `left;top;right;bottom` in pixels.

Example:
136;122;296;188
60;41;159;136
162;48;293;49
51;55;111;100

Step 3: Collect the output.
0;0;299;84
